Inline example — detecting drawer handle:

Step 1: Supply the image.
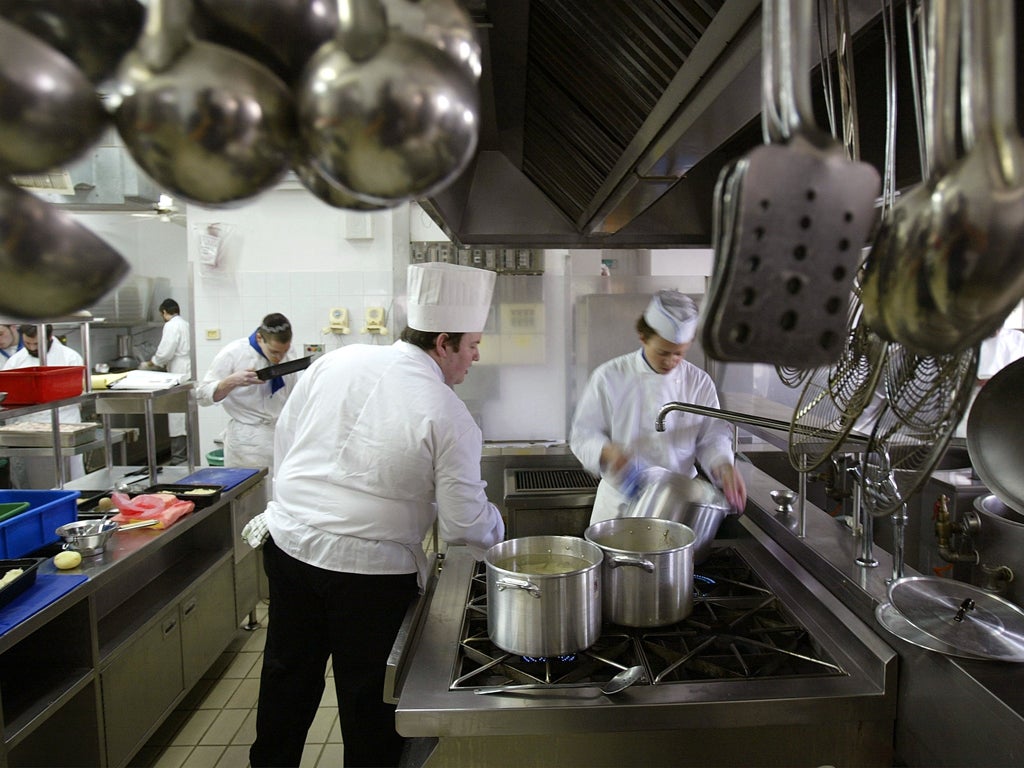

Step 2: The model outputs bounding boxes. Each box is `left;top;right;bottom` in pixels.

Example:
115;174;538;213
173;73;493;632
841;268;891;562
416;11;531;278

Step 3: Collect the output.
183;598;198;617
163;619;177;636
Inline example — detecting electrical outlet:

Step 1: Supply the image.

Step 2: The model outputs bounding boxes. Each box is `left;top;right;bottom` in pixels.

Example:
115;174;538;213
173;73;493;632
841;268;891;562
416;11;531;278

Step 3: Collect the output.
205;329;221;340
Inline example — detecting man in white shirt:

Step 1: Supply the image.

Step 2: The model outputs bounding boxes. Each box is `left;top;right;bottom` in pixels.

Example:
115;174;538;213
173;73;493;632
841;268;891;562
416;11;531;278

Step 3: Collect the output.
3;325;85;488
0;324;19;362
142;299;191;462
250;263;505;768
195;313;300;479
571;290;747;523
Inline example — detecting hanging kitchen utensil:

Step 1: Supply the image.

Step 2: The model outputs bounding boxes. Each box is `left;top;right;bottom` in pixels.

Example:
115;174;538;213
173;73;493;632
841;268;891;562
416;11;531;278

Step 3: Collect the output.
0;0;145;83
699;0;880;368
859;344;978;517
967;357;1024;516
786;0;889;470
912;0;1024;353
293;160;394;211
860;0;959;349
0;18;108;175
192;0;338;84
296;0;480;205
887;576;1024;663
0;180;130;320
113;0;295;206
383;0;482;82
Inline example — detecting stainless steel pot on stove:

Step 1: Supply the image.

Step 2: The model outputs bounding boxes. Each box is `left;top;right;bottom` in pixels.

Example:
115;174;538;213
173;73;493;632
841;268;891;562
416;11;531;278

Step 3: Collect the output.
585;518;695;628
484;535;602;657
624;470;734;564
971;494;1024;607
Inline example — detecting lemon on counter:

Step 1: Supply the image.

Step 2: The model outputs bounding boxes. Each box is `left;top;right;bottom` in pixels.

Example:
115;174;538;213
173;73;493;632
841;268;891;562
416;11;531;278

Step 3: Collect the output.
54;551;83;570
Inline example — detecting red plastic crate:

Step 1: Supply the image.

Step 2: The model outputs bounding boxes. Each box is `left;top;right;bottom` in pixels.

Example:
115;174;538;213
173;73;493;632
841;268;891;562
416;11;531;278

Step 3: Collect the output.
0;366;85;405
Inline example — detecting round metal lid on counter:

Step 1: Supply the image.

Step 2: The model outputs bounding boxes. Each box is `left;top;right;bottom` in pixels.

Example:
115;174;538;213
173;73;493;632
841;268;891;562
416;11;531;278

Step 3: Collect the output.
885;576;1024;662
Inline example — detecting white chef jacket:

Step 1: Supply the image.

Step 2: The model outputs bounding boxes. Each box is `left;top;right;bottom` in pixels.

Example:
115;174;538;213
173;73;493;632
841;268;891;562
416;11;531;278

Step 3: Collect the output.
152;314;191;437
978;328;1024;380
570;348;735;524
2;339;85;487
264;340;505;591
195;336;301;471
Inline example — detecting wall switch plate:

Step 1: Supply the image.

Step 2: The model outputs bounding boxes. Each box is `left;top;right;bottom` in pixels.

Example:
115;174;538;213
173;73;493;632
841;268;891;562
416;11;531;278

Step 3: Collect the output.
205;329;221;340
304;344;324;355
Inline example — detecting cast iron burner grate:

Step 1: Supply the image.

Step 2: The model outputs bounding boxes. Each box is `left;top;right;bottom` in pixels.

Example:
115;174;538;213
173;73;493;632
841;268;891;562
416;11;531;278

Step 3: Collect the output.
450;546;845;690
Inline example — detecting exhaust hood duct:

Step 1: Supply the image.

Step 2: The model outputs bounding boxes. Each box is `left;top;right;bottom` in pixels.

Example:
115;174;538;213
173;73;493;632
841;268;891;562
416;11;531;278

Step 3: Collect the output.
423;0;888;248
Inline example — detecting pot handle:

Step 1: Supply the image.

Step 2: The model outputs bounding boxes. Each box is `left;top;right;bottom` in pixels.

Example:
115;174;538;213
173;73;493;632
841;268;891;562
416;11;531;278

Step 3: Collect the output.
495;576;542;598
608;555;655;573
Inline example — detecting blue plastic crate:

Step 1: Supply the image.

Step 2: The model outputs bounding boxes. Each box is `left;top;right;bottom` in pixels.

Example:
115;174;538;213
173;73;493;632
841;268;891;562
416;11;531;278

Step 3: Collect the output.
0;490;80;559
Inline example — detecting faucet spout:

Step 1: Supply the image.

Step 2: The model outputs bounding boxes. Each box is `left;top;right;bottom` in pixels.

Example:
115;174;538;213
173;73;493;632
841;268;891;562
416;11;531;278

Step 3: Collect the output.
655;401;693;432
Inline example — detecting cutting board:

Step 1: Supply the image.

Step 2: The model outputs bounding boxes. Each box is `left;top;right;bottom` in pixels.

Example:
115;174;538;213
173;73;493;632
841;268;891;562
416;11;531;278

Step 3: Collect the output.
178;467;260;491
0;574;88;636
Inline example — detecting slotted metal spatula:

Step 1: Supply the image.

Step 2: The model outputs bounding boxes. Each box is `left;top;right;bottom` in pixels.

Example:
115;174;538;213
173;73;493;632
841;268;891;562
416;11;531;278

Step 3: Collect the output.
701;0;880;368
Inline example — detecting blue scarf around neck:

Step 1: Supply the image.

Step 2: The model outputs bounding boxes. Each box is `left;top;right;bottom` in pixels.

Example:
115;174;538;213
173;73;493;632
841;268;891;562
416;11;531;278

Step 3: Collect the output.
249;331;285;394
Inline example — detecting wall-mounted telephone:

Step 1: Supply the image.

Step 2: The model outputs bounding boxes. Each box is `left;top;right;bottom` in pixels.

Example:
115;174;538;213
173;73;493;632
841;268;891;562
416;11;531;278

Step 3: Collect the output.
363;306;387;334
326;307;350;334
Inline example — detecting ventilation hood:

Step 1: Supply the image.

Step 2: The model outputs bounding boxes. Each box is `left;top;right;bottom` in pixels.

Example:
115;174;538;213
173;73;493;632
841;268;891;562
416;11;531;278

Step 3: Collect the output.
424;0;889;248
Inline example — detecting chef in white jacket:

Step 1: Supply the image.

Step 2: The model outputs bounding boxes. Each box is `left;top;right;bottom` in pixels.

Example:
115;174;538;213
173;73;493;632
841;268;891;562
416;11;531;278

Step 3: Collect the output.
3;325;85;487
142;299;191;461
251;263;504;768
571;290;747;523
195;313;300;478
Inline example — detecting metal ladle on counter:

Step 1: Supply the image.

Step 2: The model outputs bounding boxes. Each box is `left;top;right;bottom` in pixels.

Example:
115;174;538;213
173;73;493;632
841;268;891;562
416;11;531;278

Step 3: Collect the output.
474;665;645;696
0;180;131;319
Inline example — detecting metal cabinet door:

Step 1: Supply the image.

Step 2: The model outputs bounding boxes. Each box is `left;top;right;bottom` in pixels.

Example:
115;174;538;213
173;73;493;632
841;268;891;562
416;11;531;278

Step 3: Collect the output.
101;606;183;768
181;558;236;687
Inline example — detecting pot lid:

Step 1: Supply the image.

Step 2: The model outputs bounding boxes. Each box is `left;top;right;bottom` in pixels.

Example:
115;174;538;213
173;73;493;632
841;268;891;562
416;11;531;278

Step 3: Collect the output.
888;577;1024;662
967;357;1024;515
874;602;989;660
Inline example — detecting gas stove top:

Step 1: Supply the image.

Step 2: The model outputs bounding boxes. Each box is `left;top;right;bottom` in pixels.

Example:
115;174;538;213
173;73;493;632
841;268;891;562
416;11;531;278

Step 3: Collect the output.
451;546;844;691
395;517;896;768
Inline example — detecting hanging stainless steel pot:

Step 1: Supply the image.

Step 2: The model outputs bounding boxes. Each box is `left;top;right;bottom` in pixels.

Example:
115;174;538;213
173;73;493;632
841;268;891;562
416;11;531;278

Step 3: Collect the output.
485;535;602;657
585;518;695;627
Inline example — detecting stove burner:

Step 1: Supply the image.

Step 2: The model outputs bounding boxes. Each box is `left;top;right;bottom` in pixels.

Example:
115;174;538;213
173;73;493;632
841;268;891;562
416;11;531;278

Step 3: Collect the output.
451;546;846;691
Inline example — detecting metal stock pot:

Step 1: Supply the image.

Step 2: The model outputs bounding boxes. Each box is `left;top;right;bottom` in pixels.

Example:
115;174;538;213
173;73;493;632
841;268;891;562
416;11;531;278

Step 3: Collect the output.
485;535;603;656
586;518;695;627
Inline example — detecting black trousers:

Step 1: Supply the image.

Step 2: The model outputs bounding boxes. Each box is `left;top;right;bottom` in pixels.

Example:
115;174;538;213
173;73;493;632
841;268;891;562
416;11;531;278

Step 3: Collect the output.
250;539;418;768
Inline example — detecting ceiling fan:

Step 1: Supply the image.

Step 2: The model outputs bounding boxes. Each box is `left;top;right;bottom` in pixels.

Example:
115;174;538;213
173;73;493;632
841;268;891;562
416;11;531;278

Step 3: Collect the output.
131;194;185;225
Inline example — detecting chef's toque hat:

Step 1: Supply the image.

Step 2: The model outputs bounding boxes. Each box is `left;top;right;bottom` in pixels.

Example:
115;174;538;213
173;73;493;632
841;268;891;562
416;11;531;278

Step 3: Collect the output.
644;290;698;343
407;262;496;332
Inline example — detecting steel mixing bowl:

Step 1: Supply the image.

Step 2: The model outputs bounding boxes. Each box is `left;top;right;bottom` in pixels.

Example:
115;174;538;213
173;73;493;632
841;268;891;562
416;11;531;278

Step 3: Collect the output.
55;520;118;557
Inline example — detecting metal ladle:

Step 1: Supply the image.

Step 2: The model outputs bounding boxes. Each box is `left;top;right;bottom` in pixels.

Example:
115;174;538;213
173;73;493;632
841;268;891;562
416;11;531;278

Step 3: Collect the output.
296;0;480;205
474;664;645;696
919;0;1024;349
0;0;145;83
0;180;130;319
0;18;107;174
113;0;295;206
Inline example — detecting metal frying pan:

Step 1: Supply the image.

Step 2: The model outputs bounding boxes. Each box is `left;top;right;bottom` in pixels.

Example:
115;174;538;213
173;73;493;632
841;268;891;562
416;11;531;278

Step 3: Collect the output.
700;0;880;368
967;357;1024;515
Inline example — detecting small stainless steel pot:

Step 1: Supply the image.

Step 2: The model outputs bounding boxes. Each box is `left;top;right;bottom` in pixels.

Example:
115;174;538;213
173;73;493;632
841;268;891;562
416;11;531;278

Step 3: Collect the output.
485;535;603;656
586;518;695;627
